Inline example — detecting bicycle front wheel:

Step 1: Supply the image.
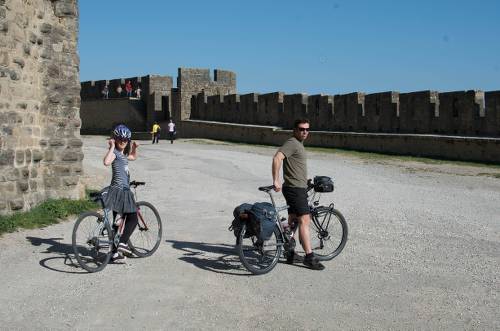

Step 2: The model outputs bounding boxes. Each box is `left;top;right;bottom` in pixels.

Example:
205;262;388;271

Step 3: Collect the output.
72;211;113;272
237;223;282;275
310;208;348;261
128;201;162;257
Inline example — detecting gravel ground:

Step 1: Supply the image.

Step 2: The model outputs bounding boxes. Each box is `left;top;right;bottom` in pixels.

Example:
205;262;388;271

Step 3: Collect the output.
0;135;499;330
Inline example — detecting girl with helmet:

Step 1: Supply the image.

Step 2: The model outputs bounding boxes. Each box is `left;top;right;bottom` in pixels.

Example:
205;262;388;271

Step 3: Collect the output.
102;124;139;261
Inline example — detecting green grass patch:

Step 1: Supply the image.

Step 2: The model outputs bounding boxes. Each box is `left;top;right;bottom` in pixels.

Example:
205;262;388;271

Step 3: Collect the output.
0;191;98;236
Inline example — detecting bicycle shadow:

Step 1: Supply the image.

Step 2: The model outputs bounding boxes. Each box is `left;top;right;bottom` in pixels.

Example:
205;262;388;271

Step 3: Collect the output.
25;236;87;274
166;240;250;276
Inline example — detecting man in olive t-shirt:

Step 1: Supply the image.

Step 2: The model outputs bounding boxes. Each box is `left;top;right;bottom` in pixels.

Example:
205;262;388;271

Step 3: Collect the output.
272;119;325;270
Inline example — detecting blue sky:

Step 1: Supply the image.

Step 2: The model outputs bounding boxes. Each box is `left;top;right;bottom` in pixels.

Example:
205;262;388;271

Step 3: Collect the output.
79;0;500;95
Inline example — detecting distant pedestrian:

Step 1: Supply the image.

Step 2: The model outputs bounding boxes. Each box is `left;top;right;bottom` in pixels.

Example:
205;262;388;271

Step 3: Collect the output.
151;122;161;144
102;85;109;99
116;85;123;97
167;119;176;144
125;80;133;97
135;86;142;99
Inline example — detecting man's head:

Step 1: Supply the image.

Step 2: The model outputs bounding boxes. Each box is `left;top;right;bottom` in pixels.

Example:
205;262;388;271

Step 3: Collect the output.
293;119;310;142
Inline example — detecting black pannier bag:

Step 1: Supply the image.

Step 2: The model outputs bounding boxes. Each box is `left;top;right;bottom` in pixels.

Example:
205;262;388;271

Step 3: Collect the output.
249;202;277;241
313;176;334;193
230;203;257;238
229;202;277;241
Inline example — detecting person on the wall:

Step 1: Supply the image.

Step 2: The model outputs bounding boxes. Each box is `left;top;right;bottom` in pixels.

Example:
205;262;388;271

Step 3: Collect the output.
135;86;142;99
167;119;176;144
102;85;109;99
151;122;161;144
116;84;123;97
125;80;133;98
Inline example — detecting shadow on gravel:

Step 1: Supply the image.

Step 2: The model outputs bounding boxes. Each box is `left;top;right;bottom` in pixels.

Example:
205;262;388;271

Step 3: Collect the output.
166;240;250;276
26;236;86;274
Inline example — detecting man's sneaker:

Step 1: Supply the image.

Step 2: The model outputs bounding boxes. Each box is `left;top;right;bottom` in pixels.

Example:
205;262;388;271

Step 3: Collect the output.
303;253;325;270
117;243;132;256
111;252;126;263
285;251;304;264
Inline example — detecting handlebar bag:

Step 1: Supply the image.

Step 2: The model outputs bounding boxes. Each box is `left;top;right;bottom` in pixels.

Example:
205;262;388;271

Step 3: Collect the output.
314;176;334;192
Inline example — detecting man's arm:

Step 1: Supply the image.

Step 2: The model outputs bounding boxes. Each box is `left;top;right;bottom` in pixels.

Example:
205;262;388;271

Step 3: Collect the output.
272;151;285;192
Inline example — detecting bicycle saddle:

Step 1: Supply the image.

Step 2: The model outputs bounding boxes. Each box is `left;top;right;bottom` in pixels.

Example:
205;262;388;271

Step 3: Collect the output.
258;185;275;192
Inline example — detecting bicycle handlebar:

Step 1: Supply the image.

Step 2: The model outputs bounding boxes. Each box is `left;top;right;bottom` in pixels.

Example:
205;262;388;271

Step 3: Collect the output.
130;181;146;187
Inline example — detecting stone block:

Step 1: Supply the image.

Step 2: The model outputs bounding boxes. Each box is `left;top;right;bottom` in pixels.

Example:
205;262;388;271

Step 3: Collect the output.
63;177;78;186
48;138;65;147
54;0;77;17
15;150;25;165
20;167;29;179
13;57;25;68
30;168;37;178
25;149;32;162
61;151;79;161
17;180;29;192
9;199;24;211
0;168;18;182
44;150;54;162
29;180;37;191
0;182;15;192
68;138;83;147
40;23;52;34
29;32;37;44
0;149;14;166
44;177;61;189
32;149;43;162
0;200;6;211
53;165;71;176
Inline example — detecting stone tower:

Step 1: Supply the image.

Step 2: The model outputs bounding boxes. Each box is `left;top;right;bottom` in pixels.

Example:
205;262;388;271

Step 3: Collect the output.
0;0;83;215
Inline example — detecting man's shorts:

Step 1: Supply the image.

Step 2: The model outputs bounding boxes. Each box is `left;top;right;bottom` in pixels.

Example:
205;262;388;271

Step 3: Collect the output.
282;186;309;216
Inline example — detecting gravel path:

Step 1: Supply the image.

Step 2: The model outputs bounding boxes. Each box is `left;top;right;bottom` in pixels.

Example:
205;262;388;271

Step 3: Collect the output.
1;135;499;330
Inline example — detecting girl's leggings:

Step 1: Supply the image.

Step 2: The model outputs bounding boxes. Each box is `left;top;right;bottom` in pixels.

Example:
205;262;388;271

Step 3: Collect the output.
113;211;139;244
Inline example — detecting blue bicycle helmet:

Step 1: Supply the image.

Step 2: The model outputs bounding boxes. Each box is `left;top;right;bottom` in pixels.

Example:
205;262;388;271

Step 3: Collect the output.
112;124;132;140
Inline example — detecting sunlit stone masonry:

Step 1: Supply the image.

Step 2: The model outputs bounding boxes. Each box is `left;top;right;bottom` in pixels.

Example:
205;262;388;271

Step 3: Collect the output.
0;0;83;215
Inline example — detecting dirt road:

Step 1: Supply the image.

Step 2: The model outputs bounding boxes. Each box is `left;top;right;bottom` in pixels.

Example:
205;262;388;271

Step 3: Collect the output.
1;136;499;330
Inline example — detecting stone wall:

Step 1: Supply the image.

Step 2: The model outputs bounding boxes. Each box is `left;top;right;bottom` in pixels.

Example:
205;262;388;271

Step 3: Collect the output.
80;74;173;133
0;0;83;215
190;89;499;137
180;120;500;163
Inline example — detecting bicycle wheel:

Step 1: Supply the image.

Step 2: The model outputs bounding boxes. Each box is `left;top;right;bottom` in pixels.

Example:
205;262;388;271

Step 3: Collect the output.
72;211;113;272
128;201;162;257
310;208;348;261
237;223;283;275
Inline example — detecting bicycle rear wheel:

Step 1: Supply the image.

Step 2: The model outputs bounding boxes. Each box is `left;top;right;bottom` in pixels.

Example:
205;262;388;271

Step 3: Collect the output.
237;223;282;275
310;208;348;261
72;211;113;272
128;201;162;257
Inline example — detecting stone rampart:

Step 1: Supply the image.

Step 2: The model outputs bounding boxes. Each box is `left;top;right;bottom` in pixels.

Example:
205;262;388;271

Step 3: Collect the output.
180;120;500;163
0;0;83;215
80;74;173;132
190;89;499;137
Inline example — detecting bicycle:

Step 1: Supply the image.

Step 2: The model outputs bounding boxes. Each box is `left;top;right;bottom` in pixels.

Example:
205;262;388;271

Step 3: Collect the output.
235;177;348;275
72;181;162;273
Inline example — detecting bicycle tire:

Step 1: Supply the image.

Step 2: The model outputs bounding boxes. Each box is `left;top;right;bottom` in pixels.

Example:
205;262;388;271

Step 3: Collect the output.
128;201;162;257
237;223;282;275
310;208;348;261
72;211;113;272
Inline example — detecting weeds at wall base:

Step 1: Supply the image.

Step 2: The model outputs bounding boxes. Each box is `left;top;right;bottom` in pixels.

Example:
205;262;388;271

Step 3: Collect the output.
0;191;98;237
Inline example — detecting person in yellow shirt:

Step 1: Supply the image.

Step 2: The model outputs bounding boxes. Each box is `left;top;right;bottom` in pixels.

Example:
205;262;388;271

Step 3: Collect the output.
151;122;161;144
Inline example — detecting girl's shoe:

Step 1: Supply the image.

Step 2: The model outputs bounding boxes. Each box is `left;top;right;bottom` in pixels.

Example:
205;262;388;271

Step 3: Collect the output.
112;252;126;263
117;243;132;256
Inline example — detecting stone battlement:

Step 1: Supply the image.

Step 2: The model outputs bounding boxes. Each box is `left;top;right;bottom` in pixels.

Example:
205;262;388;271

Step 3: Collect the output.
191;89;499;137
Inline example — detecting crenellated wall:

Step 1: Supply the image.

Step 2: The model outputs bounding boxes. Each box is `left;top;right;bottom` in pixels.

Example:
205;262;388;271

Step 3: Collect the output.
190;89;499;137
80;74;173;133
0;0;83;215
